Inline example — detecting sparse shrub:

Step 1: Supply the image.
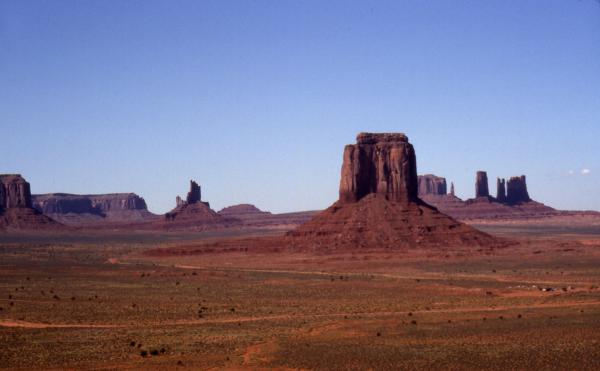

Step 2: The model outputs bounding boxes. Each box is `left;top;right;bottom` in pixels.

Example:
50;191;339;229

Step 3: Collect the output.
499;316;504;320
130;341;136;347
447;320;452;323
177;361;183;366
411;320;417;325
376;332;381;337
408;312;413;316
160;348;166;354
71;296;76;301
150;349;159;356
140;350;148;357
192;272;197;275
53;295;60;300
517;314;522;319
10;302;14;306
483;317;487;321
137;343;142;348
230;307;235;312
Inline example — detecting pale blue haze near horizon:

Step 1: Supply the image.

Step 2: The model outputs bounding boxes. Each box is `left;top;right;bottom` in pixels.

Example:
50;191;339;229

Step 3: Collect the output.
1;0;599;214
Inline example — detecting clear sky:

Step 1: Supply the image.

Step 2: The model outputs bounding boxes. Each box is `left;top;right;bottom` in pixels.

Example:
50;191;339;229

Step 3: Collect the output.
1;0;599;214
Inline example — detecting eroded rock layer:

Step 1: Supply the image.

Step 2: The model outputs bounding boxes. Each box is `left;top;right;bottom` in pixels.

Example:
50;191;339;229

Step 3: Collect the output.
418;175;447;196
162;180;240;230
475;171;490;198
0;174;62;230
288;133;497;249
32;193;157;225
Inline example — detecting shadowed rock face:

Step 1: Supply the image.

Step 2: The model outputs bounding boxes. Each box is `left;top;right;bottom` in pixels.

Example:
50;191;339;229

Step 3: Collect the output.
339;133;418;204
33;193;149;214
497;178;507;203
475;171;489;198
186;180;201;204
418;175;447;196
0;174;63;230
506;176;531;204
0;174;32;209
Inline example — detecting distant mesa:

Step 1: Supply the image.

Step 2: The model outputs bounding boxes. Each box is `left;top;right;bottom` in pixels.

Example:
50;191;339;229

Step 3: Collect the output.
218;204;272;219
418;171;556;220
217;204;318;227
287;132;496;249
418;174;447;196
0;174;63;230
32;193;157;226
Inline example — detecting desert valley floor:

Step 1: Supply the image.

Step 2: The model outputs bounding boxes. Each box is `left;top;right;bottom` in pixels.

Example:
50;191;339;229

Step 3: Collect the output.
2;221;600;370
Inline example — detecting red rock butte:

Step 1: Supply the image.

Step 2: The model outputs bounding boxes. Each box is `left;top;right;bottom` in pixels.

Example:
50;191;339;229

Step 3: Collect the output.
0;174;62;230
287;133;497;249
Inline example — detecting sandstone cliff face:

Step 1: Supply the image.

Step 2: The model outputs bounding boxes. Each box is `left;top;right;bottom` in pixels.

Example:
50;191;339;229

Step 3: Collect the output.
33;193;149;213
496;178;507;203
0;174;63;230
339;133;418;204
506;175;531;204
288;133;497;249
0;174;32;209
418;174;447;196
475;171;489;198
32;193;155;226
186;181;201;204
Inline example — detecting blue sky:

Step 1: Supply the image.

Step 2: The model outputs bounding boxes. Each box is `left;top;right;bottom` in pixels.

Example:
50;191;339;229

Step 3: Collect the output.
1;0;599;213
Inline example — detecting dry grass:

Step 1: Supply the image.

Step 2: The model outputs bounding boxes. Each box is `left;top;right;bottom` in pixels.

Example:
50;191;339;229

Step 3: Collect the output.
1;227;600;369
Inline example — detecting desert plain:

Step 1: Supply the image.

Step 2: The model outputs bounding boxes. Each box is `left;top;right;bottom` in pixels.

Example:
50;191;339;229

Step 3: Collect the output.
2;221;600;370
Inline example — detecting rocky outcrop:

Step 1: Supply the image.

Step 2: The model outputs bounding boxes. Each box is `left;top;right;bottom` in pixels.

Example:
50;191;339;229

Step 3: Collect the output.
217;204;319;228
339;133;418;204
186;180;201;204
422;172;555;220
450;182;455;196
496;178;507;203
32;193;156;226
218;204;272;219
418;175;447;196
163;180;239;230
288;133;497;249
506;175;531;204
475;171;489;198
0;174;62;230
0;174;32;209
